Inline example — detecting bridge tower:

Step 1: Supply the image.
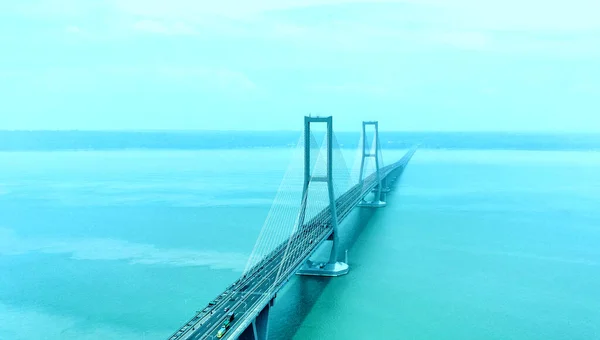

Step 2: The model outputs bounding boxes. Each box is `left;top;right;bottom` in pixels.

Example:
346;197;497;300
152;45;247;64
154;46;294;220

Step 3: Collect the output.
358;121;387;208
296;116;349;277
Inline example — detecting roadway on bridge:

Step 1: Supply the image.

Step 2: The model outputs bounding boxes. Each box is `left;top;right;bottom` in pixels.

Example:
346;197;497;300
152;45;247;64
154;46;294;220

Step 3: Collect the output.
185;218;332;339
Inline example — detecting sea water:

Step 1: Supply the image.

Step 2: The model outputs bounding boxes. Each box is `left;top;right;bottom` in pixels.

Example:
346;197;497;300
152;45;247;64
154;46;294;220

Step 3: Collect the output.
1;145;600;339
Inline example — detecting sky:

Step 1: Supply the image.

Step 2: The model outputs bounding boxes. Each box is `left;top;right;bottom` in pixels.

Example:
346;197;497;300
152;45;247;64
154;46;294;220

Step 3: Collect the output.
1;0;599;132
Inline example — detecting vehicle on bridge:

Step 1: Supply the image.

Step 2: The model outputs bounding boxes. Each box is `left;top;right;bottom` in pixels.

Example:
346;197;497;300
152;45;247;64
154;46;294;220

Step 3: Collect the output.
216;326;227;338
223;319;231;328
216;312;236;338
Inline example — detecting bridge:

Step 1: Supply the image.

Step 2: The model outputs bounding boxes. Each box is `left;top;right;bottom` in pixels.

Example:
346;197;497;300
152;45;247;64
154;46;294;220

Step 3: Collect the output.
168;116;417;340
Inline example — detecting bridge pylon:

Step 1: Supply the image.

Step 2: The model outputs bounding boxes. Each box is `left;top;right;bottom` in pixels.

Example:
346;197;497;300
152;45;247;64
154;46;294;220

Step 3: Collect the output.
358;121;387;208
296;116;349;277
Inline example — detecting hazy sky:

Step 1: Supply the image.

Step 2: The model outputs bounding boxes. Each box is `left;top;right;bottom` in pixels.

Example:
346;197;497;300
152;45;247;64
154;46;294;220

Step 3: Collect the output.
1;0;599;131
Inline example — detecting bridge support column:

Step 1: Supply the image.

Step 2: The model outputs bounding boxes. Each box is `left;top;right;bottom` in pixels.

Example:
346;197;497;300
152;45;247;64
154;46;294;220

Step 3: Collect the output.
373;187;391;194
239;299;273;340
296;116;349;277
358;121;387;208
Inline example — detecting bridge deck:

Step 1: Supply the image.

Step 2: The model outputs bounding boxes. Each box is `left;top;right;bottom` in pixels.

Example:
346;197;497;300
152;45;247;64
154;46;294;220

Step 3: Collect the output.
169;148;417;340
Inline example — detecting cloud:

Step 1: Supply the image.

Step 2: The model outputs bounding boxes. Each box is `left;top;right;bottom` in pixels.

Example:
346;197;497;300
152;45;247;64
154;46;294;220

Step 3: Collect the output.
12;0;600;33
430;31;490;50
2;66;258;93
111;0;411;19
570;82;600;95
107;0;600;32
431;0;600;32
65;25;82;34
309;82;392;96
8;0;600;55
157;67;258;91
132;19;197;35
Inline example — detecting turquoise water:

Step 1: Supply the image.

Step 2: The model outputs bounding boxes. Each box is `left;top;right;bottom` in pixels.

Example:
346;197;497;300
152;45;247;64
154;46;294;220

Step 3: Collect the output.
1;149;600;339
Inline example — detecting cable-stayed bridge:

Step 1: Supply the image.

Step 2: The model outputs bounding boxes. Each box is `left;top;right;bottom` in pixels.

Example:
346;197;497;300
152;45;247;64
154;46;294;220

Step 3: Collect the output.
168;116;417;340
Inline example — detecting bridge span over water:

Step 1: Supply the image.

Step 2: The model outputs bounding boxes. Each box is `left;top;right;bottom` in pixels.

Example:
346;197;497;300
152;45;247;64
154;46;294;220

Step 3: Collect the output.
168;116;417;340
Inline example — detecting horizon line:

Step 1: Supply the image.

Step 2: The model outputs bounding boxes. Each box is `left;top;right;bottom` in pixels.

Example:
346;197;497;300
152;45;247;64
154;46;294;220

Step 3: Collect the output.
1;129;600;135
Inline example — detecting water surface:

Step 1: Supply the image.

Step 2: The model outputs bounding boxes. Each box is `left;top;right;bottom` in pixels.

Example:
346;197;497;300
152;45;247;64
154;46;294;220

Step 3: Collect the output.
1;148;599;339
